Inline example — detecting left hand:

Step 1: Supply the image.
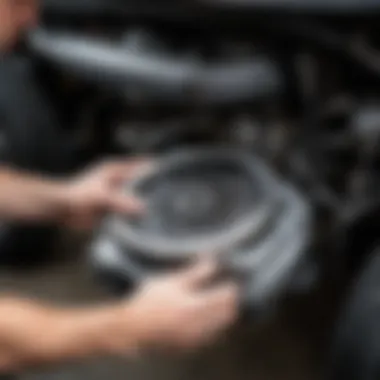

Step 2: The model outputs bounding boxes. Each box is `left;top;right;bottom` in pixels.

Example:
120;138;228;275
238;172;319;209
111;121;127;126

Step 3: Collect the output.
63;159;152;230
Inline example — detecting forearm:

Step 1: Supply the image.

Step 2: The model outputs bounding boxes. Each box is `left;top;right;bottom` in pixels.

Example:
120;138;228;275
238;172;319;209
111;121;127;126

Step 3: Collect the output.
0;167;69;223
0;297;139;371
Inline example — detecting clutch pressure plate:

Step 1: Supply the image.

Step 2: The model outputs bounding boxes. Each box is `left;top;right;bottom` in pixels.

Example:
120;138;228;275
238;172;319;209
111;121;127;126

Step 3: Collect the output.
90;148;312;313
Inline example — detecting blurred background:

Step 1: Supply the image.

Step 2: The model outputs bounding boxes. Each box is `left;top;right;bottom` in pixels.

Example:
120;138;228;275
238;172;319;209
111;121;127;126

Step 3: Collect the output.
4;0;380;378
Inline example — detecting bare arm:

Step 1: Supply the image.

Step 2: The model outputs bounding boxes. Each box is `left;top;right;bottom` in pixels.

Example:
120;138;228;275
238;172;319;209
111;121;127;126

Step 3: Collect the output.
0;161;146;227
0;167;69;223
0;297;139;371
0;261;237;372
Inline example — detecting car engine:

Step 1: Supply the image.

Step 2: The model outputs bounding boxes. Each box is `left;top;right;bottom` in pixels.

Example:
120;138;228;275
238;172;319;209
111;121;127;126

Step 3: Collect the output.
9;0;380;315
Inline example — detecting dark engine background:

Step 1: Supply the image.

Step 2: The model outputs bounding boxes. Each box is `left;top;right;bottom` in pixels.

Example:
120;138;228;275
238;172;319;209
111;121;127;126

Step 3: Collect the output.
0;1;379;380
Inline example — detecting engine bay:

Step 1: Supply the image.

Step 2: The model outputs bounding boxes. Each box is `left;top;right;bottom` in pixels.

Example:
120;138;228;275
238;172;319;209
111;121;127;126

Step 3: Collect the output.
5;1;380;315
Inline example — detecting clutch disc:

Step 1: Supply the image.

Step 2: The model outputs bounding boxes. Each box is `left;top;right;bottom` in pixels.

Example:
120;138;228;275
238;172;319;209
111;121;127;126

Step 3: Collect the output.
105;148;281;261
91;147;313;310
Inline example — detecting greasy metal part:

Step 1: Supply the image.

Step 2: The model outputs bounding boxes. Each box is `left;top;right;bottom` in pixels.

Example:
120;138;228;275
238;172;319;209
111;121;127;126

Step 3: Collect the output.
107;148;280;259
90;148;312;313
28;29;282;105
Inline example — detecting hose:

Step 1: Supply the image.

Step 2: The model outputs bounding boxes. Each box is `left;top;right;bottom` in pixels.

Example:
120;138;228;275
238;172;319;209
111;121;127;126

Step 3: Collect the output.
28;29;282;105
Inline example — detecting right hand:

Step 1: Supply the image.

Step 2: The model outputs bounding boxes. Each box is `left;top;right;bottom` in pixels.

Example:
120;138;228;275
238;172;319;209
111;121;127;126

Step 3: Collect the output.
126;259;239;352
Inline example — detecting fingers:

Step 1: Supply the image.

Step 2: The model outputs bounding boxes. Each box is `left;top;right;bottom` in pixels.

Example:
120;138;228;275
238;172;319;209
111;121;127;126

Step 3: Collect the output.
182;282;239;350
94;158;156;215
106;192;146;215
129;259;239;353
195;282;239;341
175;258;219;289
198;281;239;324
101;159;156;184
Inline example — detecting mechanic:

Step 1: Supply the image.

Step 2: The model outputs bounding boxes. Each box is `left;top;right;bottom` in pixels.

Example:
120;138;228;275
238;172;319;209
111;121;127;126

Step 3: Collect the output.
0;0;238;373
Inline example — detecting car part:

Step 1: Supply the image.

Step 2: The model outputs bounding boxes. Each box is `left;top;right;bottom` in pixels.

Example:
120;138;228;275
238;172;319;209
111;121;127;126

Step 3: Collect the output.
29;29;282;105
90;148;312;314
329;249;380;380
18;0;380;349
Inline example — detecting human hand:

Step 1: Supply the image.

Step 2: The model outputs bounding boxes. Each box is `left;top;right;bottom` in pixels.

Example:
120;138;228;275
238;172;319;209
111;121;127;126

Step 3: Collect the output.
125;259;239;353
63;159;152;230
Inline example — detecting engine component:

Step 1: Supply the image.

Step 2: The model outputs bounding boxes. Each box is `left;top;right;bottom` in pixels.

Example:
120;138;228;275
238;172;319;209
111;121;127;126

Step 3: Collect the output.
90;148;312;314
24;0;380;371
329;249;380;380
351;104;380;144
41;0;380;15
28;29;282;105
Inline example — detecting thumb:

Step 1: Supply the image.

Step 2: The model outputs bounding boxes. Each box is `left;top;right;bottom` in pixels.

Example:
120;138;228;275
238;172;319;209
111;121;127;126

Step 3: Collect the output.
176;258;218;289
104;160;156;185
104;191;145;215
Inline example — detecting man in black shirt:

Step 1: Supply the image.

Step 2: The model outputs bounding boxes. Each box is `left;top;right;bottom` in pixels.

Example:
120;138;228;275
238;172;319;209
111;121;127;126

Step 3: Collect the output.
0;0;238;373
